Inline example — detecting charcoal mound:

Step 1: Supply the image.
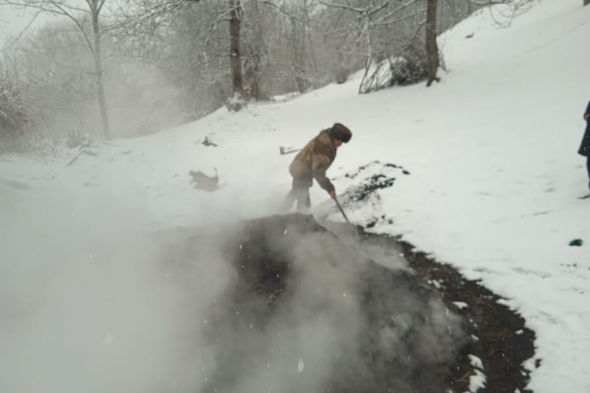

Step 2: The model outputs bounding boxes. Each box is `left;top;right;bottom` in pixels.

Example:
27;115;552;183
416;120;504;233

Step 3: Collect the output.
202;214;466;393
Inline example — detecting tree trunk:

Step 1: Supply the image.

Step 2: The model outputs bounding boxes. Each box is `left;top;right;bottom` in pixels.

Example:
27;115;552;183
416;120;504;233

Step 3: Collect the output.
358;15;373;93
229;0;245;107
249;0;262;100
91;2;111;139
290;15;306;92
302;0;317;87
425;0;440;87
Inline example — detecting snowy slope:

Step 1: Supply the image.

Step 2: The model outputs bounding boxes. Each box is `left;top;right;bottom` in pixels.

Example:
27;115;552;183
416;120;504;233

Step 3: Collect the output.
1;0;589;392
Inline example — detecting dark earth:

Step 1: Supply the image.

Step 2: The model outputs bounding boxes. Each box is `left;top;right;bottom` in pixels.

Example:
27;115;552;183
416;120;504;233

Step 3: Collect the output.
206;214;464;393
339;161;537;392
187;159;537;392
203;213;536;393
361;229;537;393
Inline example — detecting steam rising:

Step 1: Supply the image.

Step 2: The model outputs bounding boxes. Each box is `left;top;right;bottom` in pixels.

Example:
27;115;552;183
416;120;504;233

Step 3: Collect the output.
0;211;463;393
166;214;464;393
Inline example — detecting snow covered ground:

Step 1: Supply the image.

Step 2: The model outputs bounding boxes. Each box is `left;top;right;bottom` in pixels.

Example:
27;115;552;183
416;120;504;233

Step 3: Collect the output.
1;0;589;392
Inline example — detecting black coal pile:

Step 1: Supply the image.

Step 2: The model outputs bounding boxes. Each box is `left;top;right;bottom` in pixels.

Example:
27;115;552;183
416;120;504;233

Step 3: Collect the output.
200;214;466;393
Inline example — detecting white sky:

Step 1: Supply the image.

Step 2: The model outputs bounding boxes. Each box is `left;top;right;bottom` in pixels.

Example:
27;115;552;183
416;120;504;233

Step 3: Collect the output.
0;2;94;48
0;5;40;45
1;0;589;392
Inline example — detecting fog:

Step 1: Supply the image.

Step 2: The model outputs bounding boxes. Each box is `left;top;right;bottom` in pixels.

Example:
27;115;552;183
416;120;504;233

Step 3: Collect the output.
0;186;211;393
155;215;464;393
35;66;196;140
0;183;463;393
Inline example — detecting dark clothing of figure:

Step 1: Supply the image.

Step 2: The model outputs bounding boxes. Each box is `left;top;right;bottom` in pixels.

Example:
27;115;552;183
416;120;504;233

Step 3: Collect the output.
579;101;590;191
578;101;590;157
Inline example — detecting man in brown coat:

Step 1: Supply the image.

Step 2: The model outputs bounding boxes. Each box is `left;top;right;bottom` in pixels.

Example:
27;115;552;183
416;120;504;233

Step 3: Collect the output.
283;123;352;211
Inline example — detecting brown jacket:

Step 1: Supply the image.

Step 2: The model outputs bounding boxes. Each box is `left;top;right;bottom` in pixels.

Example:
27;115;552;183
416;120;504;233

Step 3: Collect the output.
289;129;337;192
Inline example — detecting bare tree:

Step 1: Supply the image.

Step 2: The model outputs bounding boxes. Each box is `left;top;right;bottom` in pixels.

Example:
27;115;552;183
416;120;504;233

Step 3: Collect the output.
116;0;329;108
425;0;440;86
3;0;112;138
228;0;245;108
320;0;428;93
118;0;252;110
88;0;110;137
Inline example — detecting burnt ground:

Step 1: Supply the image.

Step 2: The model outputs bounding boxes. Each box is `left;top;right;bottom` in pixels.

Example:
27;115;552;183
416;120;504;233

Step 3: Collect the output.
354;227;537;393
332;161;536;392
196;213;536;393
205;214;466;393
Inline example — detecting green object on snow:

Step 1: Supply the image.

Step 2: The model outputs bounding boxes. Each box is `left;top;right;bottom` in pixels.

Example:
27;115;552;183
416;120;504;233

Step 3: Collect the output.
569;239;583;247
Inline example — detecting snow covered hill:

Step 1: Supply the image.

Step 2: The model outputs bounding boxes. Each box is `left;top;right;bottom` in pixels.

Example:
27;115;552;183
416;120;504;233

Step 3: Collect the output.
1;0;589;392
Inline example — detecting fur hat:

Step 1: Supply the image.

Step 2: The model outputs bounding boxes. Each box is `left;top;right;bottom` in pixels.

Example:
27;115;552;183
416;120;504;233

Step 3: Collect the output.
330;123;352;143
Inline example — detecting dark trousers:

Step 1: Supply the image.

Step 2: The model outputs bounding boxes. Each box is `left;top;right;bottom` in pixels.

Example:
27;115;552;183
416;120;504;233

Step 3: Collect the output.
586;156;590;191
282;178;312;211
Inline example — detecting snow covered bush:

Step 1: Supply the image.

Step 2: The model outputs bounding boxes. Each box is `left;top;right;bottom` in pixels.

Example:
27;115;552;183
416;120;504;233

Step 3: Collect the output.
0;69;60;155
66;129;91;149
225;92;247;112
359;47;427;94
0;74;29;145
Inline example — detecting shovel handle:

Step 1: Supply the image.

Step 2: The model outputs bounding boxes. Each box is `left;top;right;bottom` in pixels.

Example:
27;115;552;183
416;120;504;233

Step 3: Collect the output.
333;196;351;224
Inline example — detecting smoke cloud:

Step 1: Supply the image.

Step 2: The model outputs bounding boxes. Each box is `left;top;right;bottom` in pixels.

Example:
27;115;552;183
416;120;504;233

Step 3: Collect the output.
0;205;464;393
161;214;465;393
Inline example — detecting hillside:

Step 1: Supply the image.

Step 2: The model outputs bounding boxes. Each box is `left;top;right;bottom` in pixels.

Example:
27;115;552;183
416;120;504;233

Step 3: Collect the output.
1;0;589;392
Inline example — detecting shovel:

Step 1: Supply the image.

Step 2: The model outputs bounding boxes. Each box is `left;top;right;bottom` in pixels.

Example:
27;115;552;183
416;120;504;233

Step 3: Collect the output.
333;195;351;224
331;195;362;246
